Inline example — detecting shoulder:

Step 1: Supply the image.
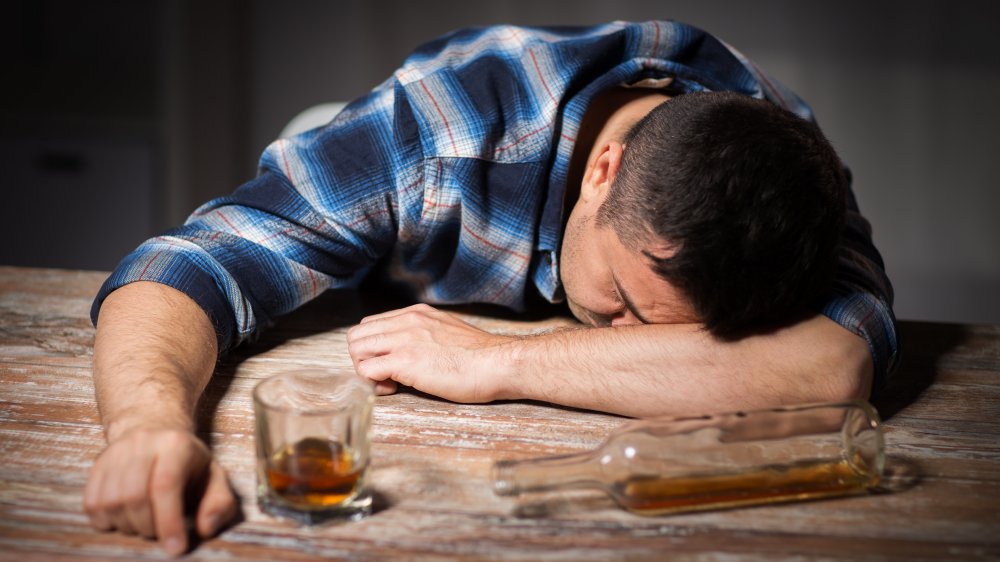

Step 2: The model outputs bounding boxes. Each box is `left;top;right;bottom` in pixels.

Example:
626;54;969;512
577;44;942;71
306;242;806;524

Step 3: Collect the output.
392;22;645;86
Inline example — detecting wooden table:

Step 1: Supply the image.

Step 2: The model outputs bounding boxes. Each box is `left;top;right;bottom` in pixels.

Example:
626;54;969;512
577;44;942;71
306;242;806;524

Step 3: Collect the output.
1;266;998;561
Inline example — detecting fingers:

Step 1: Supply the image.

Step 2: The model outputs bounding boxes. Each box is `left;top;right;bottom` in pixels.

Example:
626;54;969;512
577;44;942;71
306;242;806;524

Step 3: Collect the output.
83;464;114;531
351;305;467;343
350;315;413;345
357;303;439;324
84;442;156;537
348;307;460;360
347;316;394;372
150;485;186;555
195;461;237;538
122;474;156;539
149;448;193;556
84;429;235;557
347;328;392;362
374;380;398;395
348;314;421;391
354;351;413;387
83;473;128;534
347;304;509;404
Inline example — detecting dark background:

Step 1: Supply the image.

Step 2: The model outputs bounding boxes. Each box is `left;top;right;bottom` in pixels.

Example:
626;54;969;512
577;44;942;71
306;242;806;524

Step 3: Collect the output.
2;0;998;324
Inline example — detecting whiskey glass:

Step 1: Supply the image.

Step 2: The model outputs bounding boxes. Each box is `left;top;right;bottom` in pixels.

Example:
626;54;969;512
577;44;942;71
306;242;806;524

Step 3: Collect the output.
253;369;375;524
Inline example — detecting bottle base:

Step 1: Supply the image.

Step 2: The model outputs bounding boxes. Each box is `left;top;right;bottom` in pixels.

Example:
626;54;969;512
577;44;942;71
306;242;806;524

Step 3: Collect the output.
258;488;373;526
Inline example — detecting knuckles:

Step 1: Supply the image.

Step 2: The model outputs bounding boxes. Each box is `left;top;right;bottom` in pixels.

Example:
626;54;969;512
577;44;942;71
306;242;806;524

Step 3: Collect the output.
85;429;206;516
82;494;103;516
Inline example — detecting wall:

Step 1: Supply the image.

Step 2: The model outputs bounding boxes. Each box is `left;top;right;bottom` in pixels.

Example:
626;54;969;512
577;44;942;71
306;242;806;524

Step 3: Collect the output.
0;1;161;270
0;1;249;270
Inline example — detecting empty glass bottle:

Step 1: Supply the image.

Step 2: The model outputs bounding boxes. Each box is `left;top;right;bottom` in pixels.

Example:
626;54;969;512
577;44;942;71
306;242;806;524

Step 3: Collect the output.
493;400;884;515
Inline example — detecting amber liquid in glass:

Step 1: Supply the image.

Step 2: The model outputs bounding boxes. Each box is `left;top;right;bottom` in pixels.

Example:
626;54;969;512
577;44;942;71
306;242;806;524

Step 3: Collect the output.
266;437;364;509
616;457;877;515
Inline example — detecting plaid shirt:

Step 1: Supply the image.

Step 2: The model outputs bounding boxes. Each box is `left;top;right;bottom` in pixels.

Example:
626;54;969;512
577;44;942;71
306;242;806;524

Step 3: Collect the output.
92;20;898;387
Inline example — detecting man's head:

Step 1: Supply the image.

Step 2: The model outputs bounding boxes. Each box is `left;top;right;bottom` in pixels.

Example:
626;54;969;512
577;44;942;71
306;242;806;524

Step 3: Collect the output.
560;91;847;337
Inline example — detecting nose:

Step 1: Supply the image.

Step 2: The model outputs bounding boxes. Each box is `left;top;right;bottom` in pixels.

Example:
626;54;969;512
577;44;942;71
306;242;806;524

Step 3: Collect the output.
609;310;641;327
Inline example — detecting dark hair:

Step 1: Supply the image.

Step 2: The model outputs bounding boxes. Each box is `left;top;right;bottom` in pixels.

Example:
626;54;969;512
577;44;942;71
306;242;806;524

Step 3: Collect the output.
596;91;847;338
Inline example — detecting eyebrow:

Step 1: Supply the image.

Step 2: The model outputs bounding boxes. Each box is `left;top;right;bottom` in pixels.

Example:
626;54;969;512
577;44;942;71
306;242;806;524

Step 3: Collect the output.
612;273;651;324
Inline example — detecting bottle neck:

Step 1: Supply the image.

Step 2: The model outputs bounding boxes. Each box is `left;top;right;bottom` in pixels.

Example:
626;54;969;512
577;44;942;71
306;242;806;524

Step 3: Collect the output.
493;451;601;496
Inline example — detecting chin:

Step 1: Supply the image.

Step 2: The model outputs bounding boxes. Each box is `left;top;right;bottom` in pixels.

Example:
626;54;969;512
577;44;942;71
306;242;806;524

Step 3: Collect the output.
566;300;599;327
565;299;588;324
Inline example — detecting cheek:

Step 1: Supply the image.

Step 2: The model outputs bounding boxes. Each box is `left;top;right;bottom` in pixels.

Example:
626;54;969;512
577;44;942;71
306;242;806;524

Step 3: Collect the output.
559;210;606;315
560;239;592;306
559;226;582;294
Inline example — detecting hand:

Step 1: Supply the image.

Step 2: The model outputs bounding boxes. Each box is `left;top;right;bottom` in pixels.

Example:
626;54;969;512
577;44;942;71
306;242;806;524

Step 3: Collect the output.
83;427;237;557
347;304;517;403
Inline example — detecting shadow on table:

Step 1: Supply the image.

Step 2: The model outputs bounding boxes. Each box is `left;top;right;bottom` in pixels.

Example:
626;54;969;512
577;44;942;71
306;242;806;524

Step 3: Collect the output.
194;289;401;434
512;490;618;518
193;287;576;440
188;289;369;462
181;464;246;554
874;454;922;494
871;320;969;422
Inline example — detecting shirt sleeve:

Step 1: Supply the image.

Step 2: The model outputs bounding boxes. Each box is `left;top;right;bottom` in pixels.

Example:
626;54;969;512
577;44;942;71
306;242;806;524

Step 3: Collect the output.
91;80;419;352
822;174;899;394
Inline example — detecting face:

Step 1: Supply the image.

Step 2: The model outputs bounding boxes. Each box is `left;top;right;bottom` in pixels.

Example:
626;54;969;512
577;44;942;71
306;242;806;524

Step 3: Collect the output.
559;202;700;328
560;91;696;328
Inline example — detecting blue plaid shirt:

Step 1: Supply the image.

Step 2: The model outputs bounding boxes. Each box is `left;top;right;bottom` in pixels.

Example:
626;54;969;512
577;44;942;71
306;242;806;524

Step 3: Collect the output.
92;20;898;388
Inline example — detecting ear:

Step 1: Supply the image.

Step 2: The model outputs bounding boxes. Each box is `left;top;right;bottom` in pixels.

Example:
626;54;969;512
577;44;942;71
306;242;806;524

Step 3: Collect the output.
580;140;625;205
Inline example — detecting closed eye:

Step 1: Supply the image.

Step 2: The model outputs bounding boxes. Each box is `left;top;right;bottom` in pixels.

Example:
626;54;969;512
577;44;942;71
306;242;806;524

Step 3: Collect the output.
612;273;651;324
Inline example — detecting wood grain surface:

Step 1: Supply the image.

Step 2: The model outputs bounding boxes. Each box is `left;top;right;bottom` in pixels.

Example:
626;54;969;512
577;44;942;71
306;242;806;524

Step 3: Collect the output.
1;266;998;561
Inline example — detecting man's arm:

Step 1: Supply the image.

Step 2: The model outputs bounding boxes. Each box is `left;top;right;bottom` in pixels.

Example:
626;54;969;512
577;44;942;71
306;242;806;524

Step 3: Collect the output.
85;282;236;557
347;304;871;417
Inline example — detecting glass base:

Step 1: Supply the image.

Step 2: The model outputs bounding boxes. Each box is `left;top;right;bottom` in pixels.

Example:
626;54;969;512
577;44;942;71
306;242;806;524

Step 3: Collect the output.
258;489;373;526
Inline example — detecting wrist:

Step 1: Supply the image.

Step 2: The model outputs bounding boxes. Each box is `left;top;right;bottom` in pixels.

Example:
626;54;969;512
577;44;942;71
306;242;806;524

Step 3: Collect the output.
103;406;195;443
489;334;531;401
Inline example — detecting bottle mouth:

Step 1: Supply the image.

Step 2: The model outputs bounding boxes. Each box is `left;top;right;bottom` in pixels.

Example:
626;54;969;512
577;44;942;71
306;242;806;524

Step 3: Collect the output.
491;460;517;496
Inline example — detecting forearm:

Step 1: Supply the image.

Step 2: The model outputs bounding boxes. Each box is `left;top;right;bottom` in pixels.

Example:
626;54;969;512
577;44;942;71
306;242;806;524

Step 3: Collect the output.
93;282;219;442
499;314;872;417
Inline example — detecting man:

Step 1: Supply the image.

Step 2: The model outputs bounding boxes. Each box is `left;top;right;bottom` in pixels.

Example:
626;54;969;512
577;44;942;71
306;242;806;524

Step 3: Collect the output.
84;21;897;556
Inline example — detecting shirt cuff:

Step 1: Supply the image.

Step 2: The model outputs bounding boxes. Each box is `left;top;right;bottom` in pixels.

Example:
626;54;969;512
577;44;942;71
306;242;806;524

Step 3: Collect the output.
90;240;247;353
821;290;899;395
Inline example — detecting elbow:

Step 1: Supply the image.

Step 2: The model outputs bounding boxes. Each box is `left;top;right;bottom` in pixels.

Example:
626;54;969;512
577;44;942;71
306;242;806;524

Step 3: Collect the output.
822;332;874;403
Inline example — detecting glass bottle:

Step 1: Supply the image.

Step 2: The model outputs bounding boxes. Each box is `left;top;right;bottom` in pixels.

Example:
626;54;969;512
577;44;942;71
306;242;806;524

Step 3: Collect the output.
493;400;884;515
